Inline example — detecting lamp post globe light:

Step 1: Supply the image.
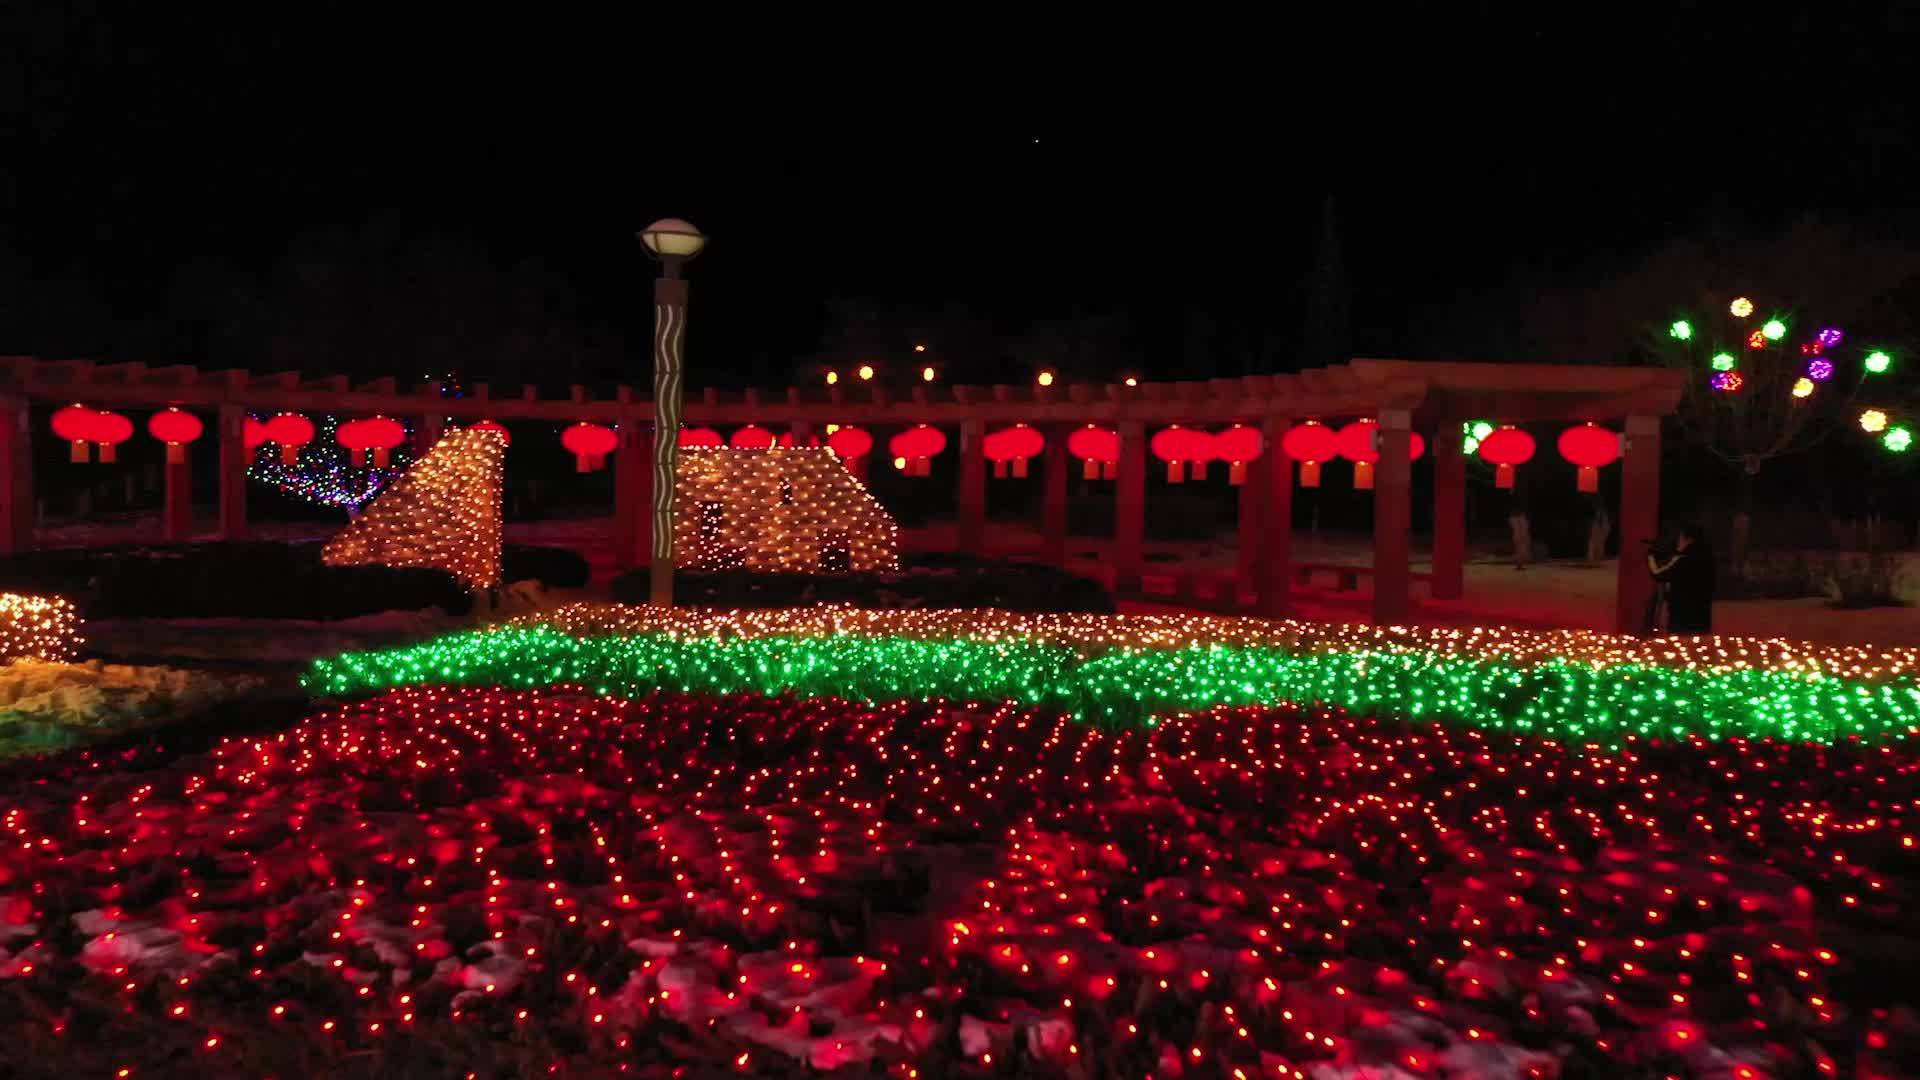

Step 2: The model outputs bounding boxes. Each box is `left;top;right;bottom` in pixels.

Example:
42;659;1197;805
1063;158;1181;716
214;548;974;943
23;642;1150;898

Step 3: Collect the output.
639;217;705;606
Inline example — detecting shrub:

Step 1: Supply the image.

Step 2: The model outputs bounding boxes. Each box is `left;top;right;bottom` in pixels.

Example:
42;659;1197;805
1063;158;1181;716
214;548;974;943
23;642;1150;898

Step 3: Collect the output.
609;552;1113;613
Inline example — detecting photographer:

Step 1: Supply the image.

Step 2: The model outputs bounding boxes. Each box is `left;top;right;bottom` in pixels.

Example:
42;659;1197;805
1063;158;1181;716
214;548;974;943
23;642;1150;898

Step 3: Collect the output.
1647;523;1716;635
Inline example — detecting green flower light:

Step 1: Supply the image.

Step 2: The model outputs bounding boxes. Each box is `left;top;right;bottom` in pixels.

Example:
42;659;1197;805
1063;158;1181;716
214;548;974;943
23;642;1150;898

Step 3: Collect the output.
1866;350;1892;374
1669;320;1693;341
1762;319;1787;341
1885;426;1912;453
1710;352;1737;372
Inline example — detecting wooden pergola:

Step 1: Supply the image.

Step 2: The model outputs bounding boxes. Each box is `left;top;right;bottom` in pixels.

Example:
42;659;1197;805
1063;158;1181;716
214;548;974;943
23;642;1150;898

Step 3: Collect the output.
0;356;1684;633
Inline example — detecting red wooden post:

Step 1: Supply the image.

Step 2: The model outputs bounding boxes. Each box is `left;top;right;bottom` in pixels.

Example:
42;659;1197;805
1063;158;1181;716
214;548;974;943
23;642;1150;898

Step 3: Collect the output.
613;415;645;569
0;398;33;555
163;451;192;542
217;405;248;540
1372;409;1413;624
1114;420;1146;591
1236;447;1265;603
957;419;986;554
1431;420;1466;600
1257;416;1293;616
1041;422;1069;565
1614;414;1662;635
414;413;444;458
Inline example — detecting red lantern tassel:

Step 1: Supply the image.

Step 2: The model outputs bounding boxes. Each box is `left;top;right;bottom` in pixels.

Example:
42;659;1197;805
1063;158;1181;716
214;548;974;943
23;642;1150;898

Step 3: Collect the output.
1102;461;1117;480
1354;461;1374;490
575;453;590;474
1193;460;1208;481
993;460;1008;479
1230;461;1246;485
166;443;184;465
1577;465;1597;493
1167;461;1184;484
99;442;117;463
281;446;298;465
1013;457;1028;478
70;440;89;463
375;448;391;468
1300;461;1321;488
1497;464;1515;489
1082;459;1098;481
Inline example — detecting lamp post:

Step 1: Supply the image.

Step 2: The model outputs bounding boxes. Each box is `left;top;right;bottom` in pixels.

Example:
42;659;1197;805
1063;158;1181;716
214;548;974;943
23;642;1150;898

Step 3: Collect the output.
639;217;706;606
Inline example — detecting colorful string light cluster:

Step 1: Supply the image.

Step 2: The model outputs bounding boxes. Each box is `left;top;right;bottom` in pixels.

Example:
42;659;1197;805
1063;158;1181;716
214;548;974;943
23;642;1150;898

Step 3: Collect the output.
248;414;415;510
321;428;504;588
2;686;1914;1076
304;606;1920;743
674;448;898;574
0;592;81;662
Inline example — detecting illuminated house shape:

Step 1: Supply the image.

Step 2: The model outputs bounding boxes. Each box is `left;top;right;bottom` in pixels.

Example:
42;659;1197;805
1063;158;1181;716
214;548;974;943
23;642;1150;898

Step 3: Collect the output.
675;448;898;574
322;428;505;588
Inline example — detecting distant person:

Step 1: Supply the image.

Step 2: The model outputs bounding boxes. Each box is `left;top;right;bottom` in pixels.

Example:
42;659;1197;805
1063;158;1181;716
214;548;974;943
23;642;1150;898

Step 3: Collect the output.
1648;523;1715;634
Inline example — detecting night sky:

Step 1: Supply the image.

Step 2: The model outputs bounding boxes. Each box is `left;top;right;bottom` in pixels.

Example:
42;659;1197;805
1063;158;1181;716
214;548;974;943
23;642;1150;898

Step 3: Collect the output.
4;7;1917;389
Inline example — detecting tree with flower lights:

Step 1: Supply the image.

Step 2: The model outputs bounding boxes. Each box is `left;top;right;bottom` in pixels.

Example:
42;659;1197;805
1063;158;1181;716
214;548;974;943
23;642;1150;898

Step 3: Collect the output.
249;413;415;512
1653;297;1901;563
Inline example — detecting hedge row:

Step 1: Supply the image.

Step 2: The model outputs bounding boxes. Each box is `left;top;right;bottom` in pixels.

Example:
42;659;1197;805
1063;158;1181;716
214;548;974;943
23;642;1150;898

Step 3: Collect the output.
608;552;1113;613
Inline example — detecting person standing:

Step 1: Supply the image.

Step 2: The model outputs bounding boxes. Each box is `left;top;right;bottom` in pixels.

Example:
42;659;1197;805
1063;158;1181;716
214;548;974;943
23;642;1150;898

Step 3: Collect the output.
1649;523;1716;634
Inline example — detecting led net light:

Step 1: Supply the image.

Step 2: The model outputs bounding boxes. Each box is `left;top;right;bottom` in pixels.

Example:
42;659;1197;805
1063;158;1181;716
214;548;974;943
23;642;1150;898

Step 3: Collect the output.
673;448;898;574
304;604;1920;744
321;428;504;588
0;592;81;661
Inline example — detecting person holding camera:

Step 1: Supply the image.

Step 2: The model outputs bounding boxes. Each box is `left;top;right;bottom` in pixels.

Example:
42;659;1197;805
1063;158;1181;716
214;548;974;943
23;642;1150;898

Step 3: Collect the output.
1647;523;1715;635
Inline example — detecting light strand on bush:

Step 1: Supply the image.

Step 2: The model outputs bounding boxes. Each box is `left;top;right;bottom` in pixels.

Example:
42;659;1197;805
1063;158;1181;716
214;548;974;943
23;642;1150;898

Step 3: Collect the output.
0;592;82;661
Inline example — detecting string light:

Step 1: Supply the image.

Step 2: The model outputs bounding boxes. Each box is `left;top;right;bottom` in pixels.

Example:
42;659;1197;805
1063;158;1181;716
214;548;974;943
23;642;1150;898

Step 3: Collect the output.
825;371;838;386
1866;350;1892;374
1807;358;1834;381
1036;370;1056;387
248;415;414;510
1791;377;1814;399
1860;409;1889;434
673;448;898;574
1710;352;1736;372
856;365;875;382
1761;318;1787;341
0;592;81;661
321;429;504;588
1668;319;1692;341
1729;296;1754;318
1884;426;1913;453
1711;371;1744;393
306;604;1920;744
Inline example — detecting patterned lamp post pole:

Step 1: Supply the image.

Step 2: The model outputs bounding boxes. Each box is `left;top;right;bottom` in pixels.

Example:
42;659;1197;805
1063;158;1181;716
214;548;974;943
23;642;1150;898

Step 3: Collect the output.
638;217;706;606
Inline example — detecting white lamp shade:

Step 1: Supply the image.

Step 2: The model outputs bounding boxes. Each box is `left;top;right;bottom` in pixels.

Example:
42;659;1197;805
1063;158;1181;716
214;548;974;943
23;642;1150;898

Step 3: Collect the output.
640;217;706;259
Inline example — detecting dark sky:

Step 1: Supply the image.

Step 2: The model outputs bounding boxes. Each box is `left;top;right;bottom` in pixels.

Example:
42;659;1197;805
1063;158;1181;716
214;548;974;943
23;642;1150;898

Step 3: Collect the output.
4;6;1917;386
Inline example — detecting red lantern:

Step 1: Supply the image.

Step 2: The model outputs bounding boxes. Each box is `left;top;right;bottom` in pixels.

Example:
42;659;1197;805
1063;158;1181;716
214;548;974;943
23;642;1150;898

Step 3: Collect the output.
51;404;96;463
1477;425;1536;489
982;425;1045;478
826;425;874;462
1334;420;1426;490
562;422;618;473
469;419;511;446
1213;424;1264;485
90;410;134;463
679;427;723;449
776;432;820;448
243;417;271;452
888;425;947;476
730;425;775;450
1066;425;1120;480
263;413;315;466
1556;423;1621;493
1150;426;1218;483
337;416;406;467
146;408;204;464
1279;420;1338;488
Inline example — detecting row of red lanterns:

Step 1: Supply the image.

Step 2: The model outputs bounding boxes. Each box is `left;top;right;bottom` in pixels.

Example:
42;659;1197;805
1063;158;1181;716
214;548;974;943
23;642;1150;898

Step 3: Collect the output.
1280;420;1621;492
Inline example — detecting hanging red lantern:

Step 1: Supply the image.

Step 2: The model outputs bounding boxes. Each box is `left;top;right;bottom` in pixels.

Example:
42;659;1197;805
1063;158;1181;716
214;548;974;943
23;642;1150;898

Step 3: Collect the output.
89;410;134;463
982;425;1045;478
1556;422;1621;493
51;404;97;463
1066;425;1119;480
243;417;271;452
146;408;204;464
1213;424;1264;485
888;425;947;476
776;431;821;448
826;425;874;462
469;419;511;446
263;413;315;466
1477;425;1536;489
1279;420;1338;488
337;416;407;467
1334;420;1426;490
679;427;723;449
562;422;618;473
1150;426;1218;483
730;425;776;450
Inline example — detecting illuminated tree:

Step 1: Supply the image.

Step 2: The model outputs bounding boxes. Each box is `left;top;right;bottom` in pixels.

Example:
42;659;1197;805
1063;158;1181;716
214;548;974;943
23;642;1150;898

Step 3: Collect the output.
248;413;414;511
